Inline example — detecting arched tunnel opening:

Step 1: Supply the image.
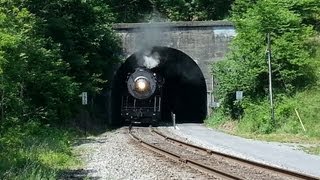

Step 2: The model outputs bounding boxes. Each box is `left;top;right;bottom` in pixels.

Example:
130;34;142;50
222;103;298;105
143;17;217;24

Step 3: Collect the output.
112;47;207;125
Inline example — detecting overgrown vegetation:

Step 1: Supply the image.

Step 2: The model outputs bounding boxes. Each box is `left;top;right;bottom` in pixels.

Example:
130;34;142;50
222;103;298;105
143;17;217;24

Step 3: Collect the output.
0;0;119;177
208;0;320;148
108;0;234;22
152;0;234;21
0;121;79;179
207;84;320;143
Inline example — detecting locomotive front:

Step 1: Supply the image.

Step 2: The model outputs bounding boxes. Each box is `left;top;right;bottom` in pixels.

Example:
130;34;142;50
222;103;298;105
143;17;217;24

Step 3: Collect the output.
121;68;163;124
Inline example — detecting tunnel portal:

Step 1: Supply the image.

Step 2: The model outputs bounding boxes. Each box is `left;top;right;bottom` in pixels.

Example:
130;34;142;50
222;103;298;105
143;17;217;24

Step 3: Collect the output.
112;47;207;124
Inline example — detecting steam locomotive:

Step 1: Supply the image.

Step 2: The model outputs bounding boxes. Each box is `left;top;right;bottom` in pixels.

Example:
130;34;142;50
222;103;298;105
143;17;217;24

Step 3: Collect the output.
120;67;164;125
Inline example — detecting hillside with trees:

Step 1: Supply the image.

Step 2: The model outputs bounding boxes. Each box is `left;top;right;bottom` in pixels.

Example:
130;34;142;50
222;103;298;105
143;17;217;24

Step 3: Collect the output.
0;0;120;178
208;0;320;151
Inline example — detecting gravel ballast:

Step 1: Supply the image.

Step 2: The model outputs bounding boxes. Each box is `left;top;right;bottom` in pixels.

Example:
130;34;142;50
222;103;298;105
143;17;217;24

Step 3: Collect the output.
133;127;289;180
72;124;320;179
73;127;214;179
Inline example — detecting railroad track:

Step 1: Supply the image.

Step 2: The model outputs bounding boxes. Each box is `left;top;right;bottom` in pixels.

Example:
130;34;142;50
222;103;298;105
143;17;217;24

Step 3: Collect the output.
129;126;320;180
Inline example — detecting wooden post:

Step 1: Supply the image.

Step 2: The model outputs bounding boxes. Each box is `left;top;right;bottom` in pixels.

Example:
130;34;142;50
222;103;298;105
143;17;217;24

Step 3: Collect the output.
294;108;306;132
171;112;176;129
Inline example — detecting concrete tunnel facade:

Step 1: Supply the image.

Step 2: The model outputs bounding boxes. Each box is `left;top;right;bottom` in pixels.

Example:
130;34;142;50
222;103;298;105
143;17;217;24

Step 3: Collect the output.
108;21;236;125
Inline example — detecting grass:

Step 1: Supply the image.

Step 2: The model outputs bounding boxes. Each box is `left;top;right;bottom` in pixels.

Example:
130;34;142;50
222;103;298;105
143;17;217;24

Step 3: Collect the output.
206;113;320;157
0;120;81;179
302;146;320;156
206;86;320;155
206;116;320;143
206;40;320;153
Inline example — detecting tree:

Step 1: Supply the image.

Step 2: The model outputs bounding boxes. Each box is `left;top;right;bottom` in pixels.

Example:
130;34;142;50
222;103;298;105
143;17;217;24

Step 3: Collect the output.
197;0;234;20
0;1;78;124
25;0;121;96
153;0;234;21
108;0;154;22
105;0;234;22
213;0;317;116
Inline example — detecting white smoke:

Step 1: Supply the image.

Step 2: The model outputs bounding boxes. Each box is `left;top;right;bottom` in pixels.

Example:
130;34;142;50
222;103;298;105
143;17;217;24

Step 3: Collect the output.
134;12;170;69
138;10;168;49
142;51;160;69
137;24;163;50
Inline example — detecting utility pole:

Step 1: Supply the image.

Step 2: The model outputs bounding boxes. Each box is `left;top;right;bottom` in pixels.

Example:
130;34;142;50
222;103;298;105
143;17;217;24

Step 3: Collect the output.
266;33;275;126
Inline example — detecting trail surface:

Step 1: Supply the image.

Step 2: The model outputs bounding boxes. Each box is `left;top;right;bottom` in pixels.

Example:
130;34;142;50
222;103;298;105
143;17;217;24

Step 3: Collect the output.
166;123;320;177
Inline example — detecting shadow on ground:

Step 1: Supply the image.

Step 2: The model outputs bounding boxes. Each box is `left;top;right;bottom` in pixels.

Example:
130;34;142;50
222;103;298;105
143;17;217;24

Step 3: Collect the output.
58;169;100;180
58;135;109;180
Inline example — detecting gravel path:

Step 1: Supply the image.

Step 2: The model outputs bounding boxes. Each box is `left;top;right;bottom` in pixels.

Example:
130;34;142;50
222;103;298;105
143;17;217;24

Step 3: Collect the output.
73;127;214;179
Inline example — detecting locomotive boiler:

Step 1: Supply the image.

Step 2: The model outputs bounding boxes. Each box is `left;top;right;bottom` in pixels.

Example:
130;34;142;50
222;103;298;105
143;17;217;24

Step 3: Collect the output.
120;67;163;125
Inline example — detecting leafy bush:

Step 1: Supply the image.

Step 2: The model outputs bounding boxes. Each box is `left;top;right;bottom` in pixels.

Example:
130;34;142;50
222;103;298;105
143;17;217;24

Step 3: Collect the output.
205;108;229;127
0;121;79;179
1;0;122;125
236;100;273;134
0;2;79;124
108;0;234;22
25;0;121;95
0;1;119;178
208;86;320;137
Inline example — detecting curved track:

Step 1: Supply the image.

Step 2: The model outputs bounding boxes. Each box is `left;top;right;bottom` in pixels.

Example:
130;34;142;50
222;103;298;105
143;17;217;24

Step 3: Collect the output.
129;127;320;180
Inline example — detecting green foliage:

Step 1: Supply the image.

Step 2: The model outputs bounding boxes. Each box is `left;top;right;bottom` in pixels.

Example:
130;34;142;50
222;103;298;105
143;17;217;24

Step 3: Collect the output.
287;88;320;137
232;0;320;28
213;0;318;118
0;0;122;125
208;85;320;138
303;146;320;155
0;121;79;179
236;100;274;134
106;0;234;22
154;0;200;21
25;0;121;95
209;37;320;138
108;0;153;22
153;0;234;21
238;85;320;137
284;0;320;31
205;108;229;127
196;0;234;20
0;2;79;123
0;1;120;177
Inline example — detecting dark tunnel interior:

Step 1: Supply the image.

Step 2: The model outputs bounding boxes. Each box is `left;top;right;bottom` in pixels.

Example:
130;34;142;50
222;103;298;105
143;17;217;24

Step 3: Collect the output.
112;47;207;125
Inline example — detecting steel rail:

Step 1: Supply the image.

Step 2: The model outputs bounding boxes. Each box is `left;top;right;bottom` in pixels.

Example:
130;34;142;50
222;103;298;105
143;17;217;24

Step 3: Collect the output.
151;128;320;180
129;128;243;180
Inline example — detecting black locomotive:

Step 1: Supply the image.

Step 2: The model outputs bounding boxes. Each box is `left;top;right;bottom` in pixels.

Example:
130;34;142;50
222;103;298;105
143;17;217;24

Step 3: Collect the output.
120;67;163;125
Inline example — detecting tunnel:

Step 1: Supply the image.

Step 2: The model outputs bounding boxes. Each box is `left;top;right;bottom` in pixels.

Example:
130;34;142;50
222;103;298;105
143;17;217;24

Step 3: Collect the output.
111;46;207;125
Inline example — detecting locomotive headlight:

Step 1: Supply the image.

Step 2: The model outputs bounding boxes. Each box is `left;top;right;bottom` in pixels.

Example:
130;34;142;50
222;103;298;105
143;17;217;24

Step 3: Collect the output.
137;80;146;90
135;78;149;92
